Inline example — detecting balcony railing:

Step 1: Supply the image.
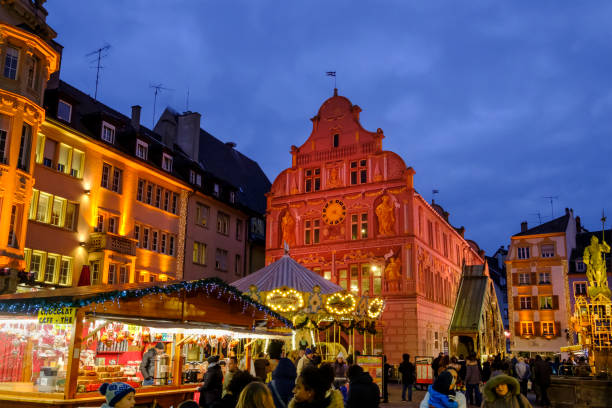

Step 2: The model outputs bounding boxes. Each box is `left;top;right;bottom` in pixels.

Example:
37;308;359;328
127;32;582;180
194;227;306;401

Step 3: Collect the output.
88;232;136;256
296;142;378;166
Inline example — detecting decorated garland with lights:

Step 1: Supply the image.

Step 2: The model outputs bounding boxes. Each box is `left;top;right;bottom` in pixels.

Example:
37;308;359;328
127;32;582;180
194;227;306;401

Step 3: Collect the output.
0;277;293;328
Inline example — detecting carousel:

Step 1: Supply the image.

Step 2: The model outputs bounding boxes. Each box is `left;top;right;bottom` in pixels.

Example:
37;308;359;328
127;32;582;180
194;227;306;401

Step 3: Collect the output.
231;252;385;361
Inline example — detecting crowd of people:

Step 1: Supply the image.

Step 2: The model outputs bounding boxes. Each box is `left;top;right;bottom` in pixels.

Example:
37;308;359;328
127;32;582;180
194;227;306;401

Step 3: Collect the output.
100;347;587;408
99;346;381;408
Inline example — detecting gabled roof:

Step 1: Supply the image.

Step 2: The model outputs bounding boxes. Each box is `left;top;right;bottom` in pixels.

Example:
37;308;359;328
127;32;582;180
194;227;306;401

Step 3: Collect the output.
231;255;343;294
198;129;270;215
513;213;570;237
450;265;488;332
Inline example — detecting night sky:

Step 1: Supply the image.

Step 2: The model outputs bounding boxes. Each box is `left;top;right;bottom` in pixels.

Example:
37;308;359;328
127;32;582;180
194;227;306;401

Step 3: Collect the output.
46;1;612;255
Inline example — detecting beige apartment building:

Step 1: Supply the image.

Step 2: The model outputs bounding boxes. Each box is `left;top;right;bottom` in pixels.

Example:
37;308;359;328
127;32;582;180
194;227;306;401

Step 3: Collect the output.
506;209;576;355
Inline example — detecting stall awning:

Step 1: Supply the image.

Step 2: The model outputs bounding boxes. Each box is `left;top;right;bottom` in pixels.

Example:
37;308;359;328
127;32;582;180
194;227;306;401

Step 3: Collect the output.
231;254;343;294
0;278;293;330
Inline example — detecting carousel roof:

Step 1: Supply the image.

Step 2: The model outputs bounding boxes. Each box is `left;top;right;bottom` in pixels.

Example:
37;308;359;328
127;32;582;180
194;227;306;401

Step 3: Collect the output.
232;255;343;294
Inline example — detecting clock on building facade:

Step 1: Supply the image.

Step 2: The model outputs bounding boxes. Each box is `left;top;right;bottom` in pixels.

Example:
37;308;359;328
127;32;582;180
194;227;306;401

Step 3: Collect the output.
322;199;346;225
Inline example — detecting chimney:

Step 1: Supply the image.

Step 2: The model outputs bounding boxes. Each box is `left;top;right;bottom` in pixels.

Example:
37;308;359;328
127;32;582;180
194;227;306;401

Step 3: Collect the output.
565;207;570;215
177;111;202;162
131;105;141;131
576;216;581;232
521;221;528;233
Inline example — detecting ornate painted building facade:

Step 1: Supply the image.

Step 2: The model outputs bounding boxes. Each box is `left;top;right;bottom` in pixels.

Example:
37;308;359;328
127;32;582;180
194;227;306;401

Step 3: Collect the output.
265;90;484;361
0;0;60;292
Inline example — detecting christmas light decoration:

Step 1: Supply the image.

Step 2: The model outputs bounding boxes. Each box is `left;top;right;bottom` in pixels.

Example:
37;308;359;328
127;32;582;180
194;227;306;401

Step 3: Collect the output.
325;293;357;315
0;277;293;328
367;298;385;318
265;287;304;312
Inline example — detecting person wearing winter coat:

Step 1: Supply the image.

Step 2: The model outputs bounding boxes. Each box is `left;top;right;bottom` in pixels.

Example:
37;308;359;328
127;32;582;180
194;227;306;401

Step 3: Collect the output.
481;374;532;408
398;353;415;401
419;370;466;408
268;357;297;408
199;356;224;408
211;371;257;408
296;348;315;376
464;354;482;406
514;358;530;396
532;355;551;407
346;365;380;408
332;353;348;382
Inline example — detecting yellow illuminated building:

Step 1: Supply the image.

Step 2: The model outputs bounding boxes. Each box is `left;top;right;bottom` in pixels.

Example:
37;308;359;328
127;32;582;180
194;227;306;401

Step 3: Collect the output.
0;22;59;290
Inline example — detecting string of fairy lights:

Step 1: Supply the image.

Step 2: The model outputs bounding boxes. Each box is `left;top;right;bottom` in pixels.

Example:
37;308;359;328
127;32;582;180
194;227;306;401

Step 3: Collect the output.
0;278;293;328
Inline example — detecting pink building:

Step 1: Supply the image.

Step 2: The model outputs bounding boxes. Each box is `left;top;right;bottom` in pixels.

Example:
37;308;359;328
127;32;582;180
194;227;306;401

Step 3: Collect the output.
265;90;484;361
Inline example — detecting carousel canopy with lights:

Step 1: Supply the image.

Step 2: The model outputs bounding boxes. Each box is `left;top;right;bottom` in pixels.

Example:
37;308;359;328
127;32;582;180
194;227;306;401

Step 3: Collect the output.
231;254;385;330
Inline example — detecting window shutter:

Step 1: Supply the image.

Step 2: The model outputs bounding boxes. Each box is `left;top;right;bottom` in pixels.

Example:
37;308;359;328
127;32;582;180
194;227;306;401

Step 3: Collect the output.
512;273;519;286
552;295;559;310
514;321;521;337
555;321;562;337
531;296;538;310
513;297;520;310
530;272;537;285
534;321;541;337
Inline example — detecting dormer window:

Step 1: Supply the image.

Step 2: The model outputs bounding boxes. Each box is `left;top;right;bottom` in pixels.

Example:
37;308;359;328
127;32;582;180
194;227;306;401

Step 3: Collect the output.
213;183;220;197
101;122;115;144
230;191;236;204
57;100;72;122
162;153;173;172
3;46;19;80
189;170;202;186
136;139;148;160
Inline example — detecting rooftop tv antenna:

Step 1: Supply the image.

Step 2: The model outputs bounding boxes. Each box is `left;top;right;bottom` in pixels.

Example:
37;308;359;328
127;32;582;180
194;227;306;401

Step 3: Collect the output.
149;83;173;127
543;196;559;220
85;44;111;101
530;212;543;225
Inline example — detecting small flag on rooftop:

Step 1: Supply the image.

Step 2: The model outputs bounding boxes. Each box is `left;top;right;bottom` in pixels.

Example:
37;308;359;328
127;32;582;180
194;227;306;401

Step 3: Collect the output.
326;71;336;76
432;189;439;194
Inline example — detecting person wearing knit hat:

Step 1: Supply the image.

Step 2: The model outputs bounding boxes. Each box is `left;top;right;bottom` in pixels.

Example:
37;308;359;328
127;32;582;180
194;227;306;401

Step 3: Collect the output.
99;382;135;408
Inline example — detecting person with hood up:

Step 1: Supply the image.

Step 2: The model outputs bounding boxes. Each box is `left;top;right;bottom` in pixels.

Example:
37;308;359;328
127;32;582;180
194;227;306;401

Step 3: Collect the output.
268;357;297;408
481;374;532;408
346;364;380;408
199;355;224;408
99;382;135;408
419;370;466;408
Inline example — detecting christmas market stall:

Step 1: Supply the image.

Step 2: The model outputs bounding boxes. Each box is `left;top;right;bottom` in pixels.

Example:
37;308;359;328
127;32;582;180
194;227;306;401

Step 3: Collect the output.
231;254;385;361
0;278;292;408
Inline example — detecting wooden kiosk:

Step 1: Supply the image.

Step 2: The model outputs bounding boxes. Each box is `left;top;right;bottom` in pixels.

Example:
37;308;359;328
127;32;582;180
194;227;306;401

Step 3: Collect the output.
0;278;291;408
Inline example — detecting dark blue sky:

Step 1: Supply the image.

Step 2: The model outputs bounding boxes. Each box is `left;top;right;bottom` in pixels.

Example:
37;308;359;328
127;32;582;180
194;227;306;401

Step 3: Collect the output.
47;1;612;254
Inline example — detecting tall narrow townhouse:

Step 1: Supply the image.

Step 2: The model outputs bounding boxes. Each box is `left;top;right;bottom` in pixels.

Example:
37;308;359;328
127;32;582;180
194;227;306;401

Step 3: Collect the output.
0;3;60;292
506;209;577;355
155;108;271;282
24;81;190;288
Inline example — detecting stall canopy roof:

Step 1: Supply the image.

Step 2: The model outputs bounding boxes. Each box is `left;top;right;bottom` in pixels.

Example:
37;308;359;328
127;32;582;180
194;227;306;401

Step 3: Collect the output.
231;255;343;294
0;278;293;329
450;265;488;333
